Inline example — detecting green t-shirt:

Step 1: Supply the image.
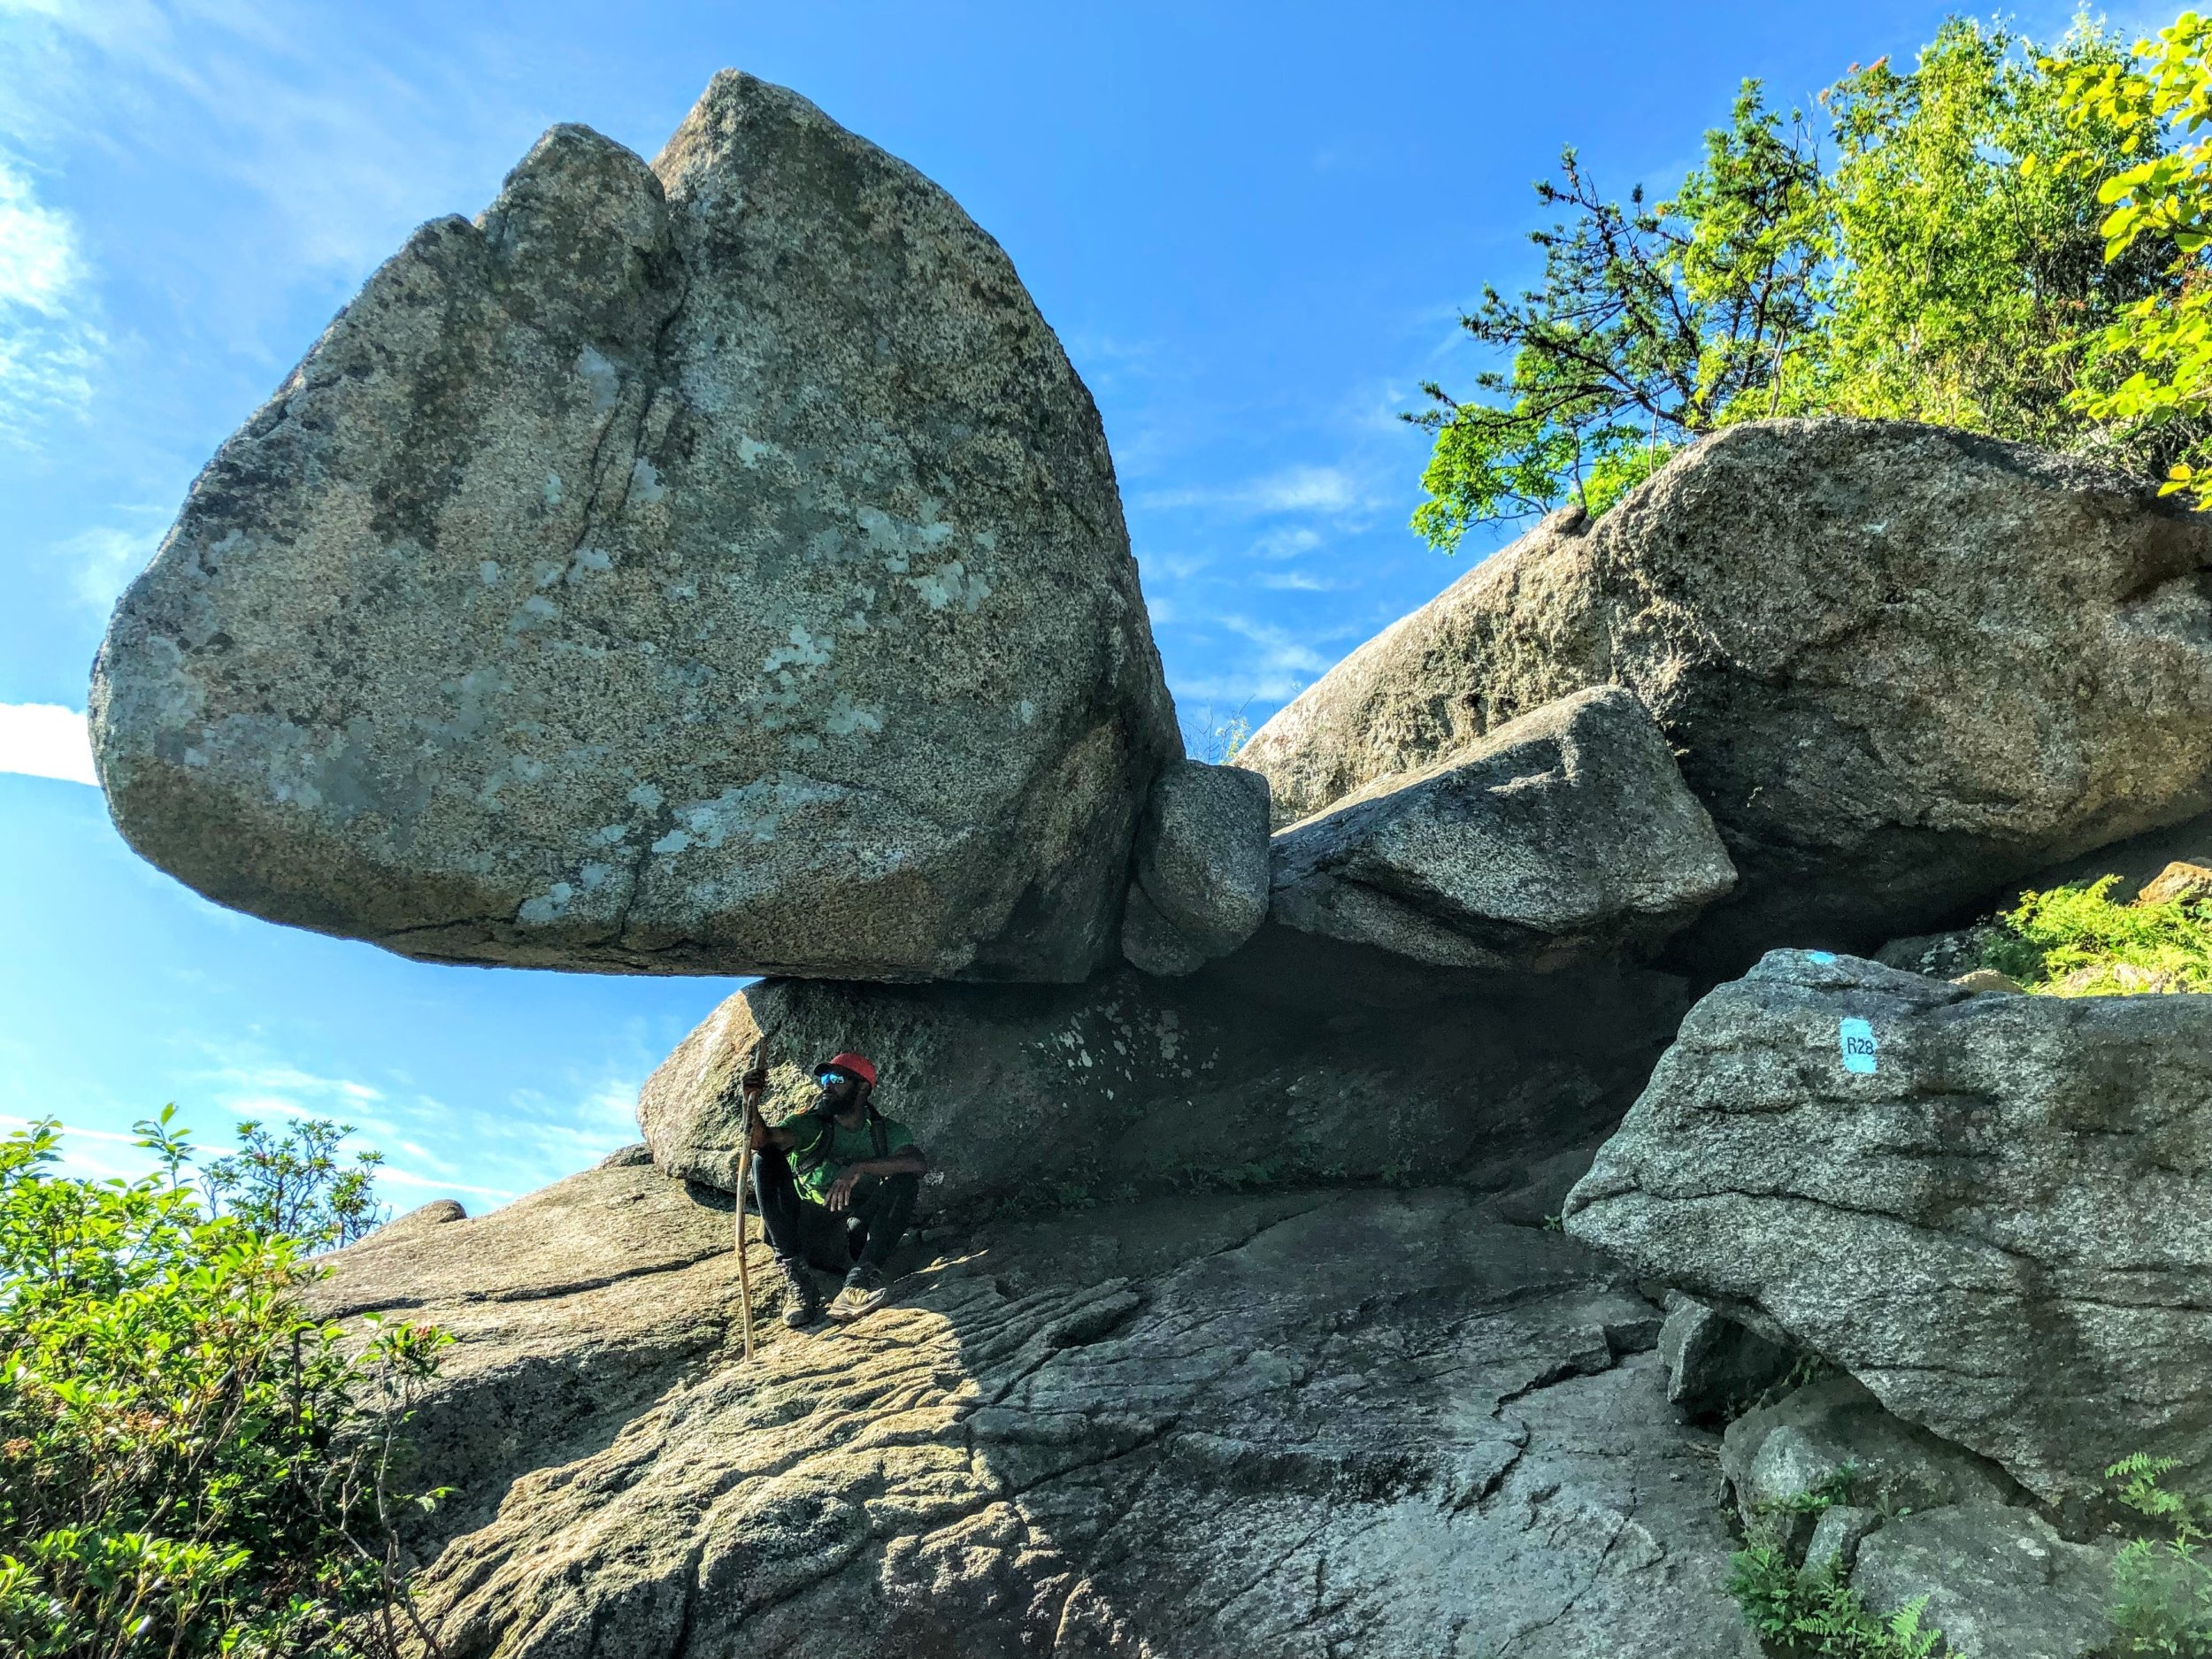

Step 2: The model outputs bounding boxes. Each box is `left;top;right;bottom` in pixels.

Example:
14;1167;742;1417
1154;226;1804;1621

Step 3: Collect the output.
786;1110;916;1204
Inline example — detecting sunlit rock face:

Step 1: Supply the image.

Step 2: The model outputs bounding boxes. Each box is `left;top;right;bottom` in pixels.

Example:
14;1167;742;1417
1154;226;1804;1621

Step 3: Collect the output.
316;1164;1762;1659
90;71;1176;983
1240;420;2212;976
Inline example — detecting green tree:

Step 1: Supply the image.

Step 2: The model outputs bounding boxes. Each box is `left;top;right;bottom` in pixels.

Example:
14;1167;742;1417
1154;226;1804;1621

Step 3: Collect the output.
200;1118;388;1250
0;1113;447;1658
2062;10;2212;502
1792;19;2169;453
1411;18;2174;550
1409;86;1826;549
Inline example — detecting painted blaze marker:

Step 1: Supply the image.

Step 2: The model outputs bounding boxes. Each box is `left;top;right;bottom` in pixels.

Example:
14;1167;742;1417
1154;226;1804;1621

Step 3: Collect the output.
1839;1017;1878;1074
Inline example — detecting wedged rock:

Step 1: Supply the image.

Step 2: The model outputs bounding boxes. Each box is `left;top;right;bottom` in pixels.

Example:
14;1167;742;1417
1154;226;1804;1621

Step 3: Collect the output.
1118;882;1210;976
637;931;1692;1223
1801;1504;1878;1580
1268;687;1735;971
1241;420;2212;972
1722;1374;2018;1545
1852;1502;2116;1659
90;71;1176;982
337;1177;1759;1658
1564;948;2212;1509
1119;759;1270;975
309;1158;750;1534
1657;1293;1794;1420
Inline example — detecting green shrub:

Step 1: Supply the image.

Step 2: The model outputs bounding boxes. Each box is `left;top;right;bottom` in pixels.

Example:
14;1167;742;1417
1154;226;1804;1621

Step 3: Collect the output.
0;1114;448;1658
1978;876;2212;995
1726;1540;1943;1657
2108;1453;2212;1655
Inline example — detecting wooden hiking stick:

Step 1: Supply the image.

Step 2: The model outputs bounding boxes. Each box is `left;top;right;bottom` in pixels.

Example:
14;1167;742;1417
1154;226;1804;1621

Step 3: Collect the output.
733;1039;764;1362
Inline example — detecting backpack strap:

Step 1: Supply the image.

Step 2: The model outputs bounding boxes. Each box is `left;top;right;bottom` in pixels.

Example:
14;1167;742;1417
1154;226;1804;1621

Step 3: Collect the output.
788;1107;840;1177
869;1104;888;1161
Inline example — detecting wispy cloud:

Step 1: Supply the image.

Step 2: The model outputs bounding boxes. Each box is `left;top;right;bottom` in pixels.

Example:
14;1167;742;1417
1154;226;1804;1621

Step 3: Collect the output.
0;702;96;785
52;516;163;612
0;148;104;442
1138;464;1370;516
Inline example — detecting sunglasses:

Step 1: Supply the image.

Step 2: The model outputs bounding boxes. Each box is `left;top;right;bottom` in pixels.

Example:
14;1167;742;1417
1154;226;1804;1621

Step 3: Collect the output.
814;1069;855;1087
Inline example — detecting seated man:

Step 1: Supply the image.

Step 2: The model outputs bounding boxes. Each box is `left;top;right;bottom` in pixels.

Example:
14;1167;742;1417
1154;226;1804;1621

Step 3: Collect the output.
739;1049;926;1326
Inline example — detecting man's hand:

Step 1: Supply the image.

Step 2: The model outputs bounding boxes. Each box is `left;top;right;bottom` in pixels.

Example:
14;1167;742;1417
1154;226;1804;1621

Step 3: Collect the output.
740;1058;768;1104
824;1167;863;1212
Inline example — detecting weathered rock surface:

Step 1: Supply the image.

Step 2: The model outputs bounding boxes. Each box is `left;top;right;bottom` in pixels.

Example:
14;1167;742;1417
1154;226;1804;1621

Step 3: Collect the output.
1722;1374;2020;1539
1269;687;1734;971
1656;1293;1793;1421
321;1165;1760;1657
1852;1502;2115;1659
1119;760;1270;976
1564;948;2212;1509
638;930;1690;1223
309;1157;751;1532
90;71;1176;982
1241;420;2212;972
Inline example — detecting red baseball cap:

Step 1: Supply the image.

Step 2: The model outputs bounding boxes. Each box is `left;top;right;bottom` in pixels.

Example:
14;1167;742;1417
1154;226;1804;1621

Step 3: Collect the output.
816;1051;878;1088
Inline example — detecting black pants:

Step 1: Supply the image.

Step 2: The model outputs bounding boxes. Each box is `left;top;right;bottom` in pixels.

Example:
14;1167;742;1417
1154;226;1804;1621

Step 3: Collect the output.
751;1146;918;1276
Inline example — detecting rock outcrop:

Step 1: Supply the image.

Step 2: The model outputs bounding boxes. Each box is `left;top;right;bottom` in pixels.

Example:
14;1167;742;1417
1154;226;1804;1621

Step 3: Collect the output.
1240;420;2212;972
1268;687;1735;970
310;1155;751;1533
637;932;1690;1223
1120;759;1270;976
1852;1503;2116;1659
318;1164;1760;1658
90;71;1176;982
1563;948;2212;1509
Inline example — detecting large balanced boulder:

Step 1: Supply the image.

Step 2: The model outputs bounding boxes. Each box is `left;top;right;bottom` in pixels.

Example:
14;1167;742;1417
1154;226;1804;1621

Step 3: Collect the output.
1240;421;2212;972
1563;949;2212;1511
638;933;1690;1224
1269;686;1735;970
89;71;1175;981
321;1164;1760;1658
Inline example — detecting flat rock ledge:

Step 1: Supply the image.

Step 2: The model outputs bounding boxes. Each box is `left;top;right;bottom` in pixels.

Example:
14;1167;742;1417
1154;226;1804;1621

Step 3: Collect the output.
322;1164;1759;1659
1564;948;2212;1512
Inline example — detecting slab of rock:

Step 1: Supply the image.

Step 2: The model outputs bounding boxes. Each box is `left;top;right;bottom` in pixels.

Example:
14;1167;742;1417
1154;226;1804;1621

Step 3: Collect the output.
308;1157;749;1532
334;1174;1759;1658
90;71;1176;982
637;933;1691;1223
1852;1502;2116;1659
1120;760;1271;975
1241;420;2212;972
1268;687;1735;971
1565;948;2212;1509
1657;1293;1794;1421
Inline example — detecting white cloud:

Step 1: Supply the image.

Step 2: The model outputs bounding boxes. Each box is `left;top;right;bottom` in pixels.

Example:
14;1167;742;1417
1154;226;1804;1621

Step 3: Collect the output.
0;148;104;441
0;702;96;784
1138;465;1368;517
1255;571;1339;592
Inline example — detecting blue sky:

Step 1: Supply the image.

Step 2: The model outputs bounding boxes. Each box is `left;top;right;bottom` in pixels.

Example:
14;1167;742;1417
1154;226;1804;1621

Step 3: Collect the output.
0;0;2124;1209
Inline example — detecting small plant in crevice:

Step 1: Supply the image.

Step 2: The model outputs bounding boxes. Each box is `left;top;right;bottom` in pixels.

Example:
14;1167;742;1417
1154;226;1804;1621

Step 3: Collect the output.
1973;876;2212;995
1726;1536;1943;1658
2108;1452;2212;1656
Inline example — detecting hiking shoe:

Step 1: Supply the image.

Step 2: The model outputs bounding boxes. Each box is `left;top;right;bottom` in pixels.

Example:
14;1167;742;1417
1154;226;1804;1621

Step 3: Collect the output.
826;1263;887;1324
776;1258;825;1328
